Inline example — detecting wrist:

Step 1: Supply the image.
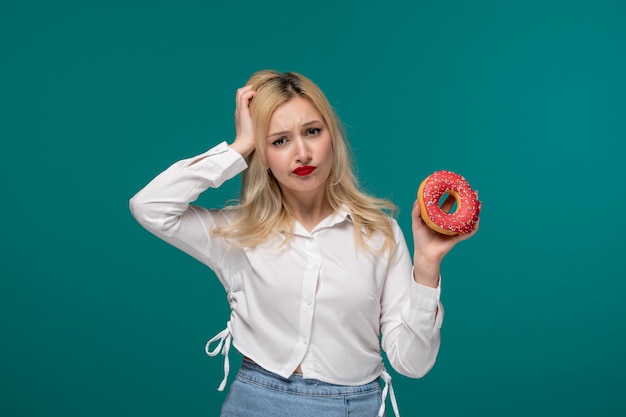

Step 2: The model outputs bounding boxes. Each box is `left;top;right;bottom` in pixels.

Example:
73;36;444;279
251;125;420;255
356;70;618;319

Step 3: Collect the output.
413;256;441;288
229;139;255;159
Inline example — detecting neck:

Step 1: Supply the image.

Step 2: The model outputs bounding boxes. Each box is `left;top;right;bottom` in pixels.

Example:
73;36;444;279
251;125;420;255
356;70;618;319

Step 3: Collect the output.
282;190;333;232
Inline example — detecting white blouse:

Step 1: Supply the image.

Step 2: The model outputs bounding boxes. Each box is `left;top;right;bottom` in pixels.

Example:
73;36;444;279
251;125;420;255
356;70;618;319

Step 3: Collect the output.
129;142;443;416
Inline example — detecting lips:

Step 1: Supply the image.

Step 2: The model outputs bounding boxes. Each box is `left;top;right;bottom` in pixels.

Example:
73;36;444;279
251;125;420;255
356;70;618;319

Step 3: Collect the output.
293;166;316;176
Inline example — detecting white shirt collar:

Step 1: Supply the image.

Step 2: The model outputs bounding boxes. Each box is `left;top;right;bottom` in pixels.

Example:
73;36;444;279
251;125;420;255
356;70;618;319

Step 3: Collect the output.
291;205;354;236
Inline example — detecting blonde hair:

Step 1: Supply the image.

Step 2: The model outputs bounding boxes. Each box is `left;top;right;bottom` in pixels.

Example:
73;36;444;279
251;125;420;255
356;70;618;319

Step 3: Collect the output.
213;70;397;255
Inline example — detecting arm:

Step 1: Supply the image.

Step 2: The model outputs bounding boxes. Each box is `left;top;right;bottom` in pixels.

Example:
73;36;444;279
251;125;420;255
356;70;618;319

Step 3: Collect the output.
380;198;480;378
128;142;248;270
129;85;258;271
379;222;443;378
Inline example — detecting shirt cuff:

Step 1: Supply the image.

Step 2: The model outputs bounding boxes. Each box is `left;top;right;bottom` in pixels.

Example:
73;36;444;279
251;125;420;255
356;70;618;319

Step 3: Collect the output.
408;272;444;329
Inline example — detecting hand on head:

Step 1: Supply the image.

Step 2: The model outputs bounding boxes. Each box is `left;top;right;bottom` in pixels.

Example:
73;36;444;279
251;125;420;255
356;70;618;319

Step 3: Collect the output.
230;85;256;158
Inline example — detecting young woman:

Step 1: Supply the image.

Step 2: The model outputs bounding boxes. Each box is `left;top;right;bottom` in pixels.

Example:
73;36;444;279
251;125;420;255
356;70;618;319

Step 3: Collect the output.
130;70;479;417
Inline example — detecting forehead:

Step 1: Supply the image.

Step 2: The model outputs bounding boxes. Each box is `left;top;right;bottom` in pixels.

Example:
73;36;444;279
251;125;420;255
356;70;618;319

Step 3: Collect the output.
268;96;323;129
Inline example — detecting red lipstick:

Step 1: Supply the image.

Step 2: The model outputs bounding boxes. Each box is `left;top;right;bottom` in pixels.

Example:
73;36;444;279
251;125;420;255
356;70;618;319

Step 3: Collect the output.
293;166;316;176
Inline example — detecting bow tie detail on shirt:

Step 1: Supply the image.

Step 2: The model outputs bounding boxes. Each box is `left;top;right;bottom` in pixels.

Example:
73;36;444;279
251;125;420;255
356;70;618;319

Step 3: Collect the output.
379;369;400;417
205;321;233;392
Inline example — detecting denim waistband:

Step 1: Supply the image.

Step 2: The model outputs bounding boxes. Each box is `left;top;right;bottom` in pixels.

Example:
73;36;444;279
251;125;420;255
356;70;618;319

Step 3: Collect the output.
237;359;381;397
207;323;400;417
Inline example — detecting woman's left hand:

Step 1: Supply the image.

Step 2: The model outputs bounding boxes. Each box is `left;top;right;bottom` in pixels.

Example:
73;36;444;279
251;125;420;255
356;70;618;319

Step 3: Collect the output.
411;194;480;287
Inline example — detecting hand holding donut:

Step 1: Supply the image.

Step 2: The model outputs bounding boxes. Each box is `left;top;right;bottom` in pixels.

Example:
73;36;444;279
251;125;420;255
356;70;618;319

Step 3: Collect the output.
229;85;257;158
411;170;481;287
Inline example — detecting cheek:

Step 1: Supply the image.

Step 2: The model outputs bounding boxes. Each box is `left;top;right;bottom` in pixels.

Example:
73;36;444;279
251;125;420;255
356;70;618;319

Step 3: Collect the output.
322;138;334;161
265;151;284;173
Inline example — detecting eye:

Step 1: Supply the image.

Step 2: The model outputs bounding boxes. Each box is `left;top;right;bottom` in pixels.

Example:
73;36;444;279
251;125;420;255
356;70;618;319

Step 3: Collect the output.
305;127;321;136
271;137;288;146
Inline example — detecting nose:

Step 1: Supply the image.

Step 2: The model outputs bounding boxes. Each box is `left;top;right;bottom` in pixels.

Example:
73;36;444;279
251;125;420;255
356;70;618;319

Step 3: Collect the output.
294;137;312;163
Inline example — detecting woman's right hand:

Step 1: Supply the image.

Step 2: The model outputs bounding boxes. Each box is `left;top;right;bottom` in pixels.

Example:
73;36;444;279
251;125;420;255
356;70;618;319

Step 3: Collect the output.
229;85;256;158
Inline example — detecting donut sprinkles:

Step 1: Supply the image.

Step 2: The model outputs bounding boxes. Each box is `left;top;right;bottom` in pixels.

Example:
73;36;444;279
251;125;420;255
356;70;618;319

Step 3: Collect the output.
417;170;480;235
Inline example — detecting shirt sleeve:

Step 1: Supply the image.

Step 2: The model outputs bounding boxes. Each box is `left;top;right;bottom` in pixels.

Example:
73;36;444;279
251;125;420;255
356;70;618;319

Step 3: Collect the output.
379;220;444;378
128;142;247;277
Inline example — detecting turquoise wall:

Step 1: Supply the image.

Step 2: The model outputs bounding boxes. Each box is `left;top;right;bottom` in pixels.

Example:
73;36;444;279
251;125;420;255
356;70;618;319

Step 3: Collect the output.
2;0;625;416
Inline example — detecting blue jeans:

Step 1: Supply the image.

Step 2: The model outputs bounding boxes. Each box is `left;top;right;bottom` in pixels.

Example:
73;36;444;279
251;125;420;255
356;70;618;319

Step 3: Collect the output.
220;360;384;417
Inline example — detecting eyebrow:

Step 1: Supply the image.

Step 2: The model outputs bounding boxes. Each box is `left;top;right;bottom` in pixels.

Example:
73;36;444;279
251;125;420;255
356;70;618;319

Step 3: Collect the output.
267;120;322;138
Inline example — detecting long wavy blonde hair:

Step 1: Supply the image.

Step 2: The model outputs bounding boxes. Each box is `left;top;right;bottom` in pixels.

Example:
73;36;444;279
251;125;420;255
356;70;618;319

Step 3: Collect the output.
212;70;397;255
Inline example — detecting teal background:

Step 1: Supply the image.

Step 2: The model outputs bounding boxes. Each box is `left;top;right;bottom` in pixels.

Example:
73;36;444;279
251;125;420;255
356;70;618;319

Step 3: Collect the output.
2;0;625;416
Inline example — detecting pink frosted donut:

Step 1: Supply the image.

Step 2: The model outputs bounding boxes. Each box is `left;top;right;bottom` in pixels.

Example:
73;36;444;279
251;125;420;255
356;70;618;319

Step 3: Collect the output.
417;170;480;235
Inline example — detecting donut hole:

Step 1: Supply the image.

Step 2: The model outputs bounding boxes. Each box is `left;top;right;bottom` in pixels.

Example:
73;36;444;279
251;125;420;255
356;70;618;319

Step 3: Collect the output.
439;192;459;214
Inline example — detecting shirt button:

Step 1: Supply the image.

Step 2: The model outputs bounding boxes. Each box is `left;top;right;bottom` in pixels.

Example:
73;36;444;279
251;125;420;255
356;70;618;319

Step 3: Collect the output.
303;337;308;345
306;299;313;306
